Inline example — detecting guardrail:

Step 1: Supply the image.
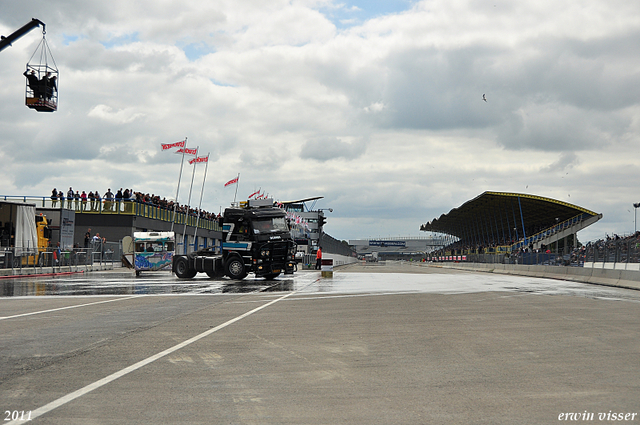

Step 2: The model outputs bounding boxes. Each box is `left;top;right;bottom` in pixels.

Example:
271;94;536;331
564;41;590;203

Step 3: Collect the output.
511;213;593;251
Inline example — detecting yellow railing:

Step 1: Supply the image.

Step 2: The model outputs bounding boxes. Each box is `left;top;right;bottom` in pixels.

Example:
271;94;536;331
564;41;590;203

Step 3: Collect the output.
1;196;221;232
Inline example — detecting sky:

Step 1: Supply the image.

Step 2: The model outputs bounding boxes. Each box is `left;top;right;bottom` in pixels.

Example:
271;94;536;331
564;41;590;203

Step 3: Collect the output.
1;0;639;243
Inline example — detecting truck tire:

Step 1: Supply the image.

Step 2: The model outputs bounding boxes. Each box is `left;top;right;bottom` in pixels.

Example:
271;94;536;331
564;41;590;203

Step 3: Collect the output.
225;257;247;280
175;257;197;279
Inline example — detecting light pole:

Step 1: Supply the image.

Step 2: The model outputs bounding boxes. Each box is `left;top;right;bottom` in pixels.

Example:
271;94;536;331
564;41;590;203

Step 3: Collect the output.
634;203;640;234
316;208;332;251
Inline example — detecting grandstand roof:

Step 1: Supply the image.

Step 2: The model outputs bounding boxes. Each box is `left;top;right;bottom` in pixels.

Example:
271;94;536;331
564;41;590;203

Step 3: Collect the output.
420;191;600;241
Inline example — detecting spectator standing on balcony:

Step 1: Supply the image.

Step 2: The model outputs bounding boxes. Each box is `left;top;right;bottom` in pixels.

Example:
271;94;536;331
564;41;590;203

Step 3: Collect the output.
123;188;131;213
67;187;74;207
88;191;95;210
51;188;58;207
74;191;81;211
94;191;101;211
104;188;114;211
115;188;123;212
58;190;64;209
81;191;87;211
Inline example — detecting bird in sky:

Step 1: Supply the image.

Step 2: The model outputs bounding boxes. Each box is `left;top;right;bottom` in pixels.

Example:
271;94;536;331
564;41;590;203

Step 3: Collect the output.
482;94;487;102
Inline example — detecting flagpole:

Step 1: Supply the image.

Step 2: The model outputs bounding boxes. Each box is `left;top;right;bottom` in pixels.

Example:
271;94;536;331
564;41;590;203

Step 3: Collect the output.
170;137;187;234
183;146;199;254
193;153;209;245
233;173;240;204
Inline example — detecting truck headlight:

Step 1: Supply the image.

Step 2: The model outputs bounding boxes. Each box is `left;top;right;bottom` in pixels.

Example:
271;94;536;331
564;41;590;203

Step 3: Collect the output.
261;250;270;257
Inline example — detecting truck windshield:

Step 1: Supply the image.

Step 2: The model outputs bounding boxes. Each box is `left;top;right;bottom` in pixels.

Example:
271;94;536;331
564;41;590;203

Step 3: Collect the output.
252;217;289;234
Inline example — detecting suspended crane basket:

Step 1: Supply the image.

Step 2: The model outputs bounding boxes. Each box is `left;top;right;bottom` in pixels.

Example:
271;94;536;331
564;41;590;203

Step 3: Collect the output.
24;30;58;112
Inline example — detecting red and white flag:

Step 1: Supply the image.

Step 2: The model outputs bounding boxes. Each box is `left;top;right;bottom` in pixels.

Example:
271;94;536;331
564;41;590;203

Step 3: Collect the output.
248;189;260;199
224;177;239;187
161;140;186;150
175;147;198;156
189;156;209;165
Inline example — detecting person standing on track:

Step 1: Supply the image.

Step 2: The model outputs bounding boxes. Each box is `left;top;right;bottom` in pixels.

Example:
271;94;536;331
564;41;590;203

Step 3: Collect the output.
315;246;322;270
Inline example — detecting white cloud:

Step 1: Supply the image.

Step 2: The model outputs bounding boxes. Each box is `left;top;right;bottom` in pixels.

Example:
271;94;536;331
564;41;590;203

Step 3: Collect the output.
88;104;145;124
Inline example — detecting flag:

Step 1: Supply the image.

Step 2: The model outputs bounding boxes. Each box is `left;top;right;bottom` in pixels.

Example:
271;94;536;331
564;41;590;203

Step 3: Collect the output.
175;147;197;156
248;189;260;199
189;156;209;165
161;140;185;150
224;177;239;187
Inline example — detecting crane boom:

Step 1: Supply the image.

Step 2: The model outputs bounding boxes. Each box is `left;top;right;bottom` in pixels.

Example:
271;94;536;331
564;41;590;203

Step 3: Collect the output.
0;18;45;53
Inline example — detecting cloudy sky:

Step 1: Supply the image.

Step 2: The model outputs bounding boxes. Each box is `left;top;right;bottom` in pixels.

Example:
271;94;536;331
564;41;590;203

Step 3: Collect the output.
1;0;639;242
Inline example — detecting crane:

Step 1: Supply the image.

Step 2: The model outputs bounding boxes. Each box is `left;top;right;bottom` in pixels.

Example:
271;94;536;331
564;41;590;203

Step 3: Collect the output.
0;18;45;53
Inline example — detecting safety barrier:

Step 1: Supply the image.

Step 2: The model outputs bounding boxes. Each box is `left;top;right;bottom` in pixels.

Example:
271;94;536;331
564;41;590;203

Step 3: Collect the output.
427;262;640;291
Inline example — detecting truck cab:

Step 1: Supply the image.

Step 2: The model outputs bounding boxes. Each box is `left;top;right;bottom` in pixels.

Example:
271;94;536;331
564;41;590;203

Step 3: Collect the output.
173;199;296;280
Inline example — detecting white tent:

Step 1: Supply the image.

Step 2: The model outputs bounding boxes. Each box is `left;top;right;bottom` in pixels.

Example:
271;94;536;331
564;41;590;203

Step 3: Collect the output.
15;204;37;255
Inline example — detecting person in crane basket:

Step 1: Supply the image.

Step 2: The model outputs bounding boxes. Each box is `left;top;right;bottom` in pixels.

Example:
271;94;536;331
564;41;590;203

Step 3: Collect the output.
23;69;42;98
41;72;57;100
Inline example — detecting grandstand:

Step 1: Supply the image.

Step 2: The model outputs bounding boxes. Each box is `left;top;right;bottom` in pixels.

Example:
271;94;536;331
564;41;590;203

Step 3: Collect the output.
420;192;602;262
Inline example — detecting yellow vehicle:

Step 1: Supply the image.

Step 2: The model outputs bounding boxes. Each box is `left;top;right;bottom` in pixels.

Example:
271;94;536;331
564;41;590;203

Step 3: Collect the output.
23;213;52;265
18;213;51;266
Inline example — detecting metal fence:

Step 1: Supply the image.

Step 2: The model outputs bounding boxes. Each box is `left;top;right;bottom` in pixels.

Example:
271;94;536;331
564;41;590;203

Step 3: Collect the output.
0;243;119;272
459;252;577;266
583;236;640;264
429;235;640;267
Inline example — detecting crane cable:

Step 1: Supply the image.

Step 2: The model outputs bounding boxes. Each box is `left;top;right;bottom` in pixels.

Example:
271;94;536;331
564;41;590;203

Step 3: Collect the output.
27;29;58;73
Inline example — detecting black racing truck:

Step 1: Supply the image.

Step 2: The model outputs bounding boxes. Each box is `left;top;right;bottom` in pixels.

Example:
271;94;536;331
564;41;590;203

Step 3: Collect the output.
172;199;297;280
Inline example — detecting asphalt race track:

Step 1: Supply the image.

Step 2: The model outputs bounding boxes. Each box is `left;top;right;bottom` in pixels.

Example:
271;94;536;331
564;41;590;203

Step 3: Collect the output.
1;262;639;424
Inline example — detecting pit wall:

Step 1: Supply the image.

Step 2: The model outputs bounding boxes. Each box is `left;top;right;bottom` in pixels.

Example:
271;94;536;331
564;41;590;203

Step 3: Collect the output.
301;253;358;269
425;262;640;291
323;253;358;267
0;262;114;278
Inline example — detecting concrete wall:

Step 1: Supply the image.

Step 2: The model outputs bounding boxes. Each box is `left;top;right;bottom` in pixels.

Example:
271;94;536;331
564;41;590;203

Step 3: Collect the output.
429;262;640;291
323;252;358;267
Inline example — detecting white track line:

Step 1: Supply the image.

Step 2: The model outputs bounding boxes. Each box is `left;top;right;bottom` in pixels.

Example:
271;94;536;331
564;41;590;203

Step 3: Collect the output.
0;296;143;321
7;282;313;424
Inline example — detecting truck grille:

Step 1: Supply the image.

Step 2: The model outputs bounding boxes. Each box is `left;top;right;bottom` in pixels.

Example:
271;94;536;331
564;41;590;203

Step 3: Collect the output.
261;242;288;260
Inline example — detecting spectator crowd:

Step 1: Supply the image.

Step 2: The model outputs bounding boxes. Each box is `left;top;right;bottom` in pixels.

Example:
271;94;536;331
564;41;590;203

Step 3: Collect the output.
50;187;221;221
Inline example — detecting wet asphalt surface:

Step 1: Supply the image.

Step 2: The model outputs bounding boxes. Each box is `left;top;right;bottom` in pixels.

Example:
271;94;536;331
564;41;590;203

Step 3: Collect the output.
1;262;639;424
2;261;640;302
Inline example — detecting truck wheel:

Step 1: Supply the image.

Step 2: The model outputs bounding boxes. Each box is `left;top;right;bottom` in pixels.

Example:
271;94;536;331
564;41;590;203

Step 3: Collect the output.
263;272;280;280
175;257;197;279
225;257;247;280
